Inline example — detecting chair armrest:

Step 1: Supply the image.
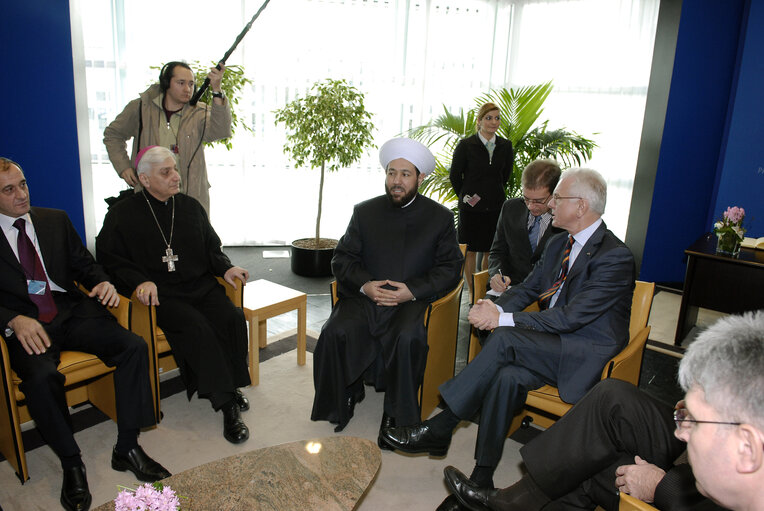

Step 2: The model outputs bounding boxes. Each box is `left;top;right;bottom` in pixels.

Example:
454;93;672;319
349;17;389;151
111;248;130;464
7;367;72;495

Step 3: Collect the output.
619;493;659;511
330;280;338;307
423;280;464;328
472;270;490;305
76;283;130;328
216;276;244;307
604;326;651;382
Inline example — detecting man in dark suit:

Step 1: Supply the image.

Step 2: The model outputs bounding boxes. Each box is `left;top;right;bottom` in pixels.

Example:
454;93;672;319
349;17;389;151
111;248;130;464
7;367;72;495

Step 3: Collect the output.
442;311;764;511
382;168;635;510
486;159;563;294
442;379;726;511
0;158;169;511
311;138;464;445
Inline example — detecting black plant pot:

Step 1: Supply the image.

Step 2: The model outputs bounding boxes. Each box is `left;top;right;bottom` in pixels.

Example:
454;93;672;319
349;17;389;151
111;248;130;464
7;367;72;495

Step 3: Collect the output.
290;239;336;277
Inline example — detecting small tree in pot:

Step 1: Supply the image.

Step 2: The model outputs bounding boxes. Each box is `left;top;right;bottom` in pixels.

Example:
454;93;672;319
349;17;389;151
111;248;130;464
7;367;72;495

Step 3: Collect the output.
274;78;375;276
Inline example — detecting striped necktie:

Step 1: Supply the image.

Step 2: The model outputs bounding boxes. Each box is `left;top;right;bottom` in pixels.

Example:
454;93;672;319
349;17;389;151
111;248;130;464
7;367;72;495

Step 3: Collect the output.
13;218;58;322
538;235;574;310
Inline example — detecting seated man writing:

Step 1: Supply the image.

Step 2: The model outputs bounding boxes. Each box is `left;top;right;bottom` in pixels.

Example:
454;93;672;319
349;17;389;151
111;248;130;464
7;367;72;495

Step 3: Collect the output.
96;146;251;445
382;168;635;510
443;311;764;511
0;157;169;511
486;159;563;295
311;138;464;445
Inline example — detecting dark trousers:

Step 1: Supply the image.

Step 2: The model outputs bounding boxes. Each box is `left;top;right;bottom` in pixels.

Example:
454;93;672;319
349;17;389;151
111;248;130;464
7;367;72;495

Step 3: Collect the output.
6;301;154;462
311;296;429;427
156;284;250;410
517;379;683;511
439;326;563;467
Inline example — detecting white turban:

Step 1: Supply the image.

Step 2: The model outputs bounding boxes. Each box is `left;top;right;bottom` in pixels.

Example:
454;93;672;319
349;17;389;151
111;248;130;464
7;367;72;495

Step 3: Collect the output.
378;138;436;176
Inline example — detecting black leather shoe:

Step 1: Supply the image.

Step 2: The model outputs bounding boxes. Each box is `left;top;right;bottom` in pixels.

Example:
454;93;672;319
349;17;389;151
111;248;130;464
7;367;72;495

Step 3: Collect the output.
234;389;250;411
334;388;365;433
444;466;496;511
60;465;91;511
378;413;395;450
222;401;250;443
437;494;467;511
380;422;451;456
111;446;171;482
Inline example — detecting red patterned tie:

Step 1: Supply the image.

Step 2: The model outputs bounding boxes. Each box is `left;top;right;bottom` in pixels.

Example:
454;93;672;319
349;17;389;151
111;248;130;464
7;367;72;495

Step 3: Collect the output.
538;235;574;310
13;218;58;323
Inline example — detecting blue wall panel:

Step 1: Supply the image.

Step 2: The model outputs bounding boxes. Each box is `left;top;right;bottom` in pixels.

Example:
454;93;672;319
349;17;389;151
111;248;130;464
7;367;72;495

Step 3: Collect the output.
639;0;744;283
0;0;86;238
711;0;764;237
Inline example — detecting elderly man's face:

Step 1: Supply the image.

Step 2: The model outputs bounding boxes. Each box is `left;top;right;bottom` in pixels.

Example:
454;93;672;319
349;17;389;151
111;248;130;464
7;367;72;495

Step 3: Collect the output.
385;158;423;207
140;156;181;202
675;387;739;508
0;164;31;218
548;177;583;232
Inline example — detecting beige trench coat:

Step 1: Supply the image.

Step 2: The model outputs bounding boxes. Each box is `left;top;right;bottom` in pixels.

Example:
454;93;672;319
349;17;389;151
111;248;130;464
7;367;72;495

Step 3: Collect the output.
103;84;232;214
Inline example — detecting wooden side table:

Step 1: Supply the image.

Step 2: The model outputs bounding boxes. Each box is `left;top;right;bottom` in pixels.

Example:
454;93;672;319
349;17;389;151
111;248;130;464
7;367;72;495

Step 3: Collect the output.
242;279;307;385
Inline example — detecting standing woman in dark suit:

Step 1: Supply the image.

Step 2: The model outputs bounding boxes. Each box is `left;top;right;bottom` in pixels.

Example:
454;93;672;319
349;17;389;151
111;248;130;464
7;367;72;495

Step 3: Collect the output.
450;102;514;297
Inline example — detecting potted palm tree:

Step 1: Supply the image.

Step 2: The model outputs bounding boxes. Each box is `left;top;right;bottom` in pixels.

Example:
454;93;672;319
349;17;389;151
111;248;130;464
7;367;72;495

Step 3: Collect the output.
274;78;375;277
409;82;596;206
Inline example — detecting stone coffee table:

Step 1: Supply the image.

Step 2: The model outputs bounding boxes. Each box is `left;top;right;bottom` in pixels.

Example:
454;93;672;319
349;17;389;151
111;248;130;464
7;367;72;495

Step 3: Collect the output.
93;436;380;510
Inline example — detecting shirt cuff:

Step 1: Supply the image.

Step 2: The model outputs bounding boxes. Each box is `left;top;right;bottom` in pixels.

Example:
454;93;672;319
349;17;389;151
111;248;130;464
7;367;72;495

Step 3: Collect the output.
495;304;515;327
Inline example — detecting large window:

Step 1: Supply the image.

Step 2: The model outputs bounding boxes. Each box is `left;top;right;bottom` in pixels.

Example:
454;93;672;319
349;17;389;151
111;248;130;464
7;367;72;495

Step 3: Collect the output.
75;0;659;244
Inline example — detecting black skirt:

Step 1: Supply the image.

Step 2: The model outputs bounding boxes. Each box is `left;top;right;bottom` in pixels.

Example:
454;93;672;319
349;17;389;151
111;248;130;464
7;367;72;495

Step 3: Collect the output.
458;208;501;252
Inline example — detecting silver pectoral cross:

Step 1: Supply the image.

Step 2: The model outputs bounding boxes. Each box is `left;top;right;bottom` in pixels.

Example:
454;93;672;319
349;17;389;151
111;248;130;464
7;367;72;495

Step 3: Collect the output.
162;247;179;272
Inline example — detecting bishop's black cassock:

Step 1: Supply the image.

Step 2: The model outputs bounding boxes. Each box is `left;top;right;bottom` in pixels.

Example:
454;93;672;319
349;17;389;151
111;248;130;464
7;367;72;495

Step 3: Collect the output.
311;193;463;429
96;192;250;408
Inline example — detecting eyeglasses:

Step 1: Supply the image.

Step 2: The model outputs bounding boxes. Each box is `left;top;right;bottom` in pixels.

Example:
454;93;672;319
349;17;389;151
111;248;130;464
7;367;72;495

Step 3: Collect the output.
523;195;550;205
673;400;741;431
551;194;583;202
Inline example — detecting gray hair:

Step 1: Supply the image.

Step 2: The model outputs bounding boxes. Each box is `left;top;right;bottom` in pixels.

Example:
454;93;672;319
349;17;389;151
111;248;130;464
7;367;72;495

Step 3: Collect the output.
559;167;607;215
136;146;175;176
678;311;764;430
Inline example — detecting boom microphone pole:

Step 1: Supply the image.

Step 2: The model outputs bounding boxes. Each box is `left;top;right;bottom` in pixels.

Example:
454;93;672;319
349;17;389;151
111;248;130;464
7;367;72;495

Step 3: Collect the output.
189;0;272;106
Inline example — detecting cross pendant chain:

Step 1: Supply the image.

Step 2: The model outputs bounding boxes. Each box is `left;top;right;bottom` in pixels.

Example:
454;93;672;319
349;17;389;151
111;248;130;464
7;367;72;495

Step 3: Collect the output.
162;247;179;272
143;192;178;273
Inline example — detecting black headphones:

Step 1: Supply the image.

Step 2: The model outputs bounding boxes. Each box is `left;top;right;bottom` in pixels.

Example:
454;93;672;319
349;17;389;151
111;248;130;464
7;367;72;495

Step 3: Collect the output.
159;61;195;93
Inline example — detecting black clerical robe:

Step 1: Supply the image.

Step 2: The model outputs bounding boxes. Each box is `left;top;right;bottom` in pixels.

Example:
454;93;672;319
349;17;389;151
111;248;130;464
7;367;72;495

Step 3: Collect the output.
96;192;250;404
311;194;463;428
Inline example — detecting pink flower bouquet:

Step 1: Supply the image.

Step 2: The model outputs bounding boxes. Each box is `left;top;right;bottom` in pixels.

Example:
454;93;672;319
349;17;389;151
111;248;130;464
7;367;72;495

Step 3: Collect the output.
114;482;181;511
713;206;746;256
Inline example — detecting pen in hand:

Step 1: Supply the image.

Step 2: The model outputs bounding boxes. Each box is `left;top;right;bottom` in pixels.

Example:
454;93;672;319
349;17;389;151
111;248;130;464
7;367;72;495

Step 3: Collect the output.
498;269;509;289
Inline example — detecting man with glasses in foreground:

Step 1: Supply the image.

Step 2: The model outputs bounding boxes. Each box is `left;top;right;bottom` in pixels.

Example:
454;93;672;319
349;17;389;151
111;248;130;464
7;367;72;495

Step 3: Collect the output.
486;159;564;295
441;311;764;511
382;168;635;510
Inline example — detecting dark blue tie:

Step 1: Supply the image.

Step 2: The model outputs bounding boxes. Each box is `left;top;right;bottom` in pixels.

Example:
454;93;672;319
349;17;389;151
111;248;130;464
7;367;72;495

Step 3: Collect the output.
528;215;541;252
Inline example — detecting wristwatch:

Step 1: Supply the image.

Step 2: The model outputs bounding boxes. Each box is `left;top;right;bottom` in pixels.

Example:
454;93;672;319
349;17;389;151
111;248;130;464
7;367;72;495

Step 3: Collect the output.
212;91;224;99
4;326;13;338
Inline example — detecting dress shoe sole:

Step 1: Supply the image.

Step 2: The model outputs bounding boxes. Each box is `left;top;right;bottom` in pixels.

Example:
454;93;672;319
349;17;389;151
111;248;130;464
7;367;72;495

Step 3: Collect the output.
383;440;449;457
377;435;394;451
60;491;91;511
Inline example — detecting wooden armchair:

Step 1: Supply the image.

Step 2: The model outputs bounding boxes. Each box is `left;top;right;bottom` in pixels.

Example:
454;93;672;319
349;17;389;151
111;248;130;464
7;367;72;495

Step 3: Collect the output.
464;275;655;434
507;280;655;434
130;277;244;423
330;277;465;421
0;285;130;483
